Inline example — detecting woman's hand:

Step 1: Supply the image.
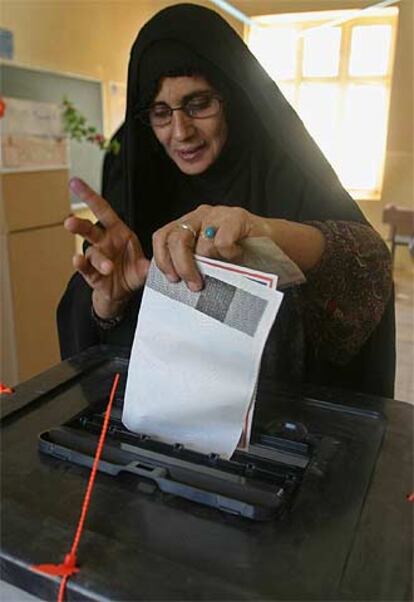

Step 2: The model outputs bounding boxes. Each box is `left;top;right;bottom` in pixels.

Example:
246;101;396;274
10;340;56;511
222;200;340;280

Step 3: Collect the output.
152;204;325;290
152;204;268;291
65;178;150;319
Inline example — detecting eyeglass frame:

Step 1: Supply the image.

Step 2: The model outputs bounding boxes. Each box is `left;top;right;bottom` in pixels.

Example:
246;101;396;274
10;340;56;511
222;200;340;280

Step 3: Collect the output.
135;92;224;128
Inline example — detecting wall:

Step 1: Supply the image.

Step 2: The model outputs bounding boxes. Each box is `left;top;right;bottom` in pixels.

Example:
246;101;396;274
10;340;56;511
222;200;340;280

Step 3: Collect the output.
1;0;412;268
0;1;238;136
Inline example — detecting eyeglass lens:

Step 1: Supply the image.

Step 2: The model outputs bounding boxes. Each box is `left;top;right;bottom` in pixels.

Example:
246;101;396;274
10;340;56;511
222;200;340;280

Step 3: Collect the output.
147;93;221;126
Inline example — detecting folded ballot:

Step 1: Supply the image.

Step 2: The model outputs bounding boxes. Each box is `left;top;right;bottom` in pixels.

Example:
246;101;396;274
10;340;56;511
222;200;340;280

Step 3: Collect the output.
122;256;284;458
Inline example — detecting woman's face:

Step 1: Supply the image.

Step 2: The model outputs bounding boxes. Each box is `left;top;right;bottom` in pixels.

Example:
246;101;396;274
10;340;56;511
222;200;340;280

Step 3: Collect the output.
151;75;228;175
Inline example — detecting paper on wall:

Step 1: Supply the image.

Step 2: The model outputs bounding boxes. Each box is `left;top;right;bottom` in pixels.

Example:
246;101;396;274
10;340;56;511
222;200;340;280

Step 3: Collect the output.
122;258;283;459
0;97;69;169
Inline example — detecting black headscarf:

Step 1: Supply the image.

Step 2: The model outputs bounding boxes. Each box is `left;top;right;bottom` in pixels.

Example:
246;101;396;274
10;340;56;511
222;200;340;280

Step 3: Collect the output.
122;4;368;253
58;3;395;397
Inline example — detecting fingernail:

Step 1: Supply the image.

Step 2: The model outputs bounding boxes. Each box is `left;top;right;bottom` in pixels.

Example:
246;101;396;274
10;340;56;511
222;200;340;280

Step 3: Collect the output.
167;274;180;283
188;281;202;292
69;177;85;195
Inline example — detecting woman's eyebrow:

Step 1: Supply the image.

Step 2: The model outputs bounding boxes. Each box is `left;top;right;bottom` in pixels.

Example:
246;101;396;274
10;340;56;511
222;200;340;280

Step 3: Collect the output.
153;89;213;106
182;89;213;102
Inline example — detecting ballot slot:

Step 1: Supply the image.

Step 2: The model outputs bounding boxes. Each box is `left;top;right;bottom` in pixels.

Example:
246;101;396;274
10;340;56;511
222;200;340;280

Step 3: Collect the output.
70;399;311;478
37;391;330;520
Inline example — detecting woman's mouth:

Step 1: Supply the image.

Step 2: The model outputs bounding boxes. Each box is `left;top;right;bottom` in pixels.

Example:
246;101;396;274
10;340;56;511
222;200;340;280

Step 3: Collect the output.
176;143;206;162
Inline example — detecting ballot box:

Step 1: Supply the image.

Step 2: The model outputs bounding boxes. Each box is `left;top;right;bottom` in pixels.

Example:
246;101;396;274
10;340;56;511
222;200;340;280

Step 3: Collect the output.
1;346;412;601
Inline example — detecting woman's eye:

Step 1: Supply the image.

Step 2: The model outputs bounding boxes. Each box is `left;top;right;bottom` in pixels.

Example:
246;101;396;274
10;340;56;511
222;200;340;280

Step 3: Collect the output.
151;106;170;118
187;96;211;112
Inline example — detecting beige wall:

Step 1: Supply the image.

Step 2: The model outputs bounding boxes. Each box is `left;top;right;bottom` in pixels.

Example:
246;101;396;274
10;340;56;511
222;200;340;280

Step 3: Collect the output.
1;0;413;267
0;1;239;136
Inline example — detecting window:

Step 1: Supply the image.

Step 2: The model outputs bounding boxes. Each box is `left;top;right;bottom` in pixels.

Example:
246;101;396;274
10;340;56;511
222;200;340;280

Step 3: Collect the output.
246;8;398;199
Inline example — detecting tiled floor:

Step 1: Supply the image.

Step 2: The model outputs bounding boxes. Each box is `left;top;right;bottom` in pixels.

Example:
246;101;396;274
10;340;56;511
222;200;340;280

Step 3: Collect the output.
394;266;414;403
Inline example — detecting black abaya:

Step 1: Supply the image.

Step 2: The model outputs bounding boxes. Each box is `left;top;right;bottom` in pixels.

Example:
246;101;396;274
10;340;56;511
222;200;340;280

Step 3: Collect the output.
57;4;395;398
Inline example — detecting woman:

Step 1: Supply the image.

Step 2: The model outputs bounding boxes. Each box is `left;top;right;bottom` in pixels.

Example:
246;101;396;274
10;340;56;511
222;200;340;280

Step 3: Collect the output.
58;4;395;397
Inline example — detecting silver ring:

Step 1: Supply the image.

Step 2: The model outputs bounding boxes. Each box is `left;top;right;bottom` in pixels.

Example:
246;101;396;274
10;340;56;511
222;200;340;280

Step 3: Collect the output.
177;222;197;238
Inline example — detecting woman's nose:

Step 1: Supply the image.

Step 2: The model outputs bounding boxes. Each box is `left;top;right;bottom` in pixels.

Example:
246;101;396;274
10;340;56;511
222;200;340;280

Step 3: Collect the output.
171;109;195;140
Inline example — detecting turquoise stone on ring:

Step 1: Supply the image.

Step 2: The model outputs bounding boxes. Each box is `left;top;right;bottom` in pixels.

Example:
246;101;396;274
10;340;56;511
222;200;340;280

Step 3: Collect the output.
204;226;217;240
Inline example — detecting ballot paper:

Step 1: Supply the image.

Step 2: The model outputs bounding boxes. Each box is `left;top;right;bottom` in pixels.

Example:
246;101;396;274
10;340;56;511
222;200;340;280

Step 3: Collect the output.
195;256;278;449
197;255;278;290
122;258;283;459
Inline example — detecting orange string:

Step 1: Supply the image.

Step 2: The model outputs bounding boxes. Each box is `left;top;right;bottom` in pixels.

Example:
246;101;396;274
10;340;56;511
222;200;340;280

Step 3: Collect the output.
0;382;14;394
31;373;121;602
69;372;120;557
58;576;69;602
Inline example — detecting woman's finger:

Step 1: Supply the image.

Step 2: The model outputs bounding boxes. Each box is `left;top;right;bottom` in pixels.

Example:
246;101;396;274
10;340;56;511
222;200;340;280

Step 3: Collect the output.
152;227;180;282
196;230;242;261
73;254;102;287
64;216;105;245
85;246;114;275
195;228;220;258
213;223;244;261
69;178;120;228
166;227;203;291
195;210;245;260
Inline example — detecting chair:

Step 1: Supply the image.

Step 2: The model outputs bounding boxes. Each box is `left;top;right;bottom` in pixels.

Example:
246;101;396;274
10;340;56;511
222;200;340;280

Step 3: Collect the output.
382;204;414;267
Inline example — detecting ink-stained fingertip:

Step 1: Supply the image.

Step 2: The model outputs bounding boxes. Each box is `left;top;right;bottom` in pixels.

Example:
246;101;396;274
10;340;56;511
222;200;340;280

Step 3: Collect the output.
69;177;86;195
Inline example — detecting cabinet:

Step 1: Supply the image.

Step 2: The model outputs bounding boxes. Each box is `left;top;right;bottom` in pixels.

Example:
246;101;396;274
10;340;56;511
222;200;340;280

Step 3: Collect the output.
1;169;74;384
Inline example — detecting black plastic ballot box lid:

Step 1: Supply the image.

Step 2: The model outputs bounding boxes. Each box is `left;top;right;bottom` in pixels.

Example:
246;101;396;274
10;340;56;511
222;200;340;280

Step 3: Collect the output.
1;345;412;601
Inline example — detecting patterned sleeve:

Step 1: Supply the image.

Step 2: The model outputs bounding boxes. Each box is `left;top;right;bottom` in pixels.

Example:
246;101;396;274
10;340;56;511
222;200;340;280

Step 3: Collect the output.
296;220;393;366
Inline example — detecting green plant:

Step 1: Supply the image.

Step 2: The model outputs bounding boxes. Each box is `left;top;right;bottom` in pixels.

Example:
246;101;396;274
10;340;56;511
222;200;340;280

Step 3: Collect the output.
62;97;120;155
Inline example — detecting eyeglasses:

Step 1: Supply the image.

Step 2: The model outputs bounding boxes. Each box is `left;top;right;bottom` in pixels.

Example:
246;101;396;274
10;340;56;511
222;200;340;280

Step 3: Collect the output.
137;92;223;128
